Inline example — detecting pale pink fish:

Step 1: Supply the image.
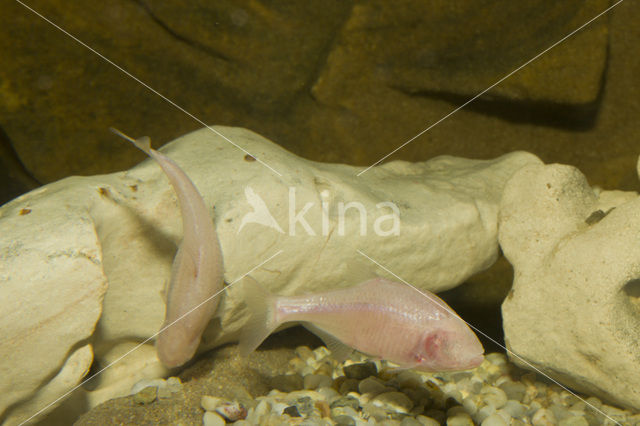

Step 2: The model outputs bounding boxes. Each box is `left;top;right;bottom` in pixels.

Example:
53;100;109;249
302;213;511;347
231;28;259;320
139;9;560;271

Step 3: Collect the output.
240;277;484;371
111;128;224;368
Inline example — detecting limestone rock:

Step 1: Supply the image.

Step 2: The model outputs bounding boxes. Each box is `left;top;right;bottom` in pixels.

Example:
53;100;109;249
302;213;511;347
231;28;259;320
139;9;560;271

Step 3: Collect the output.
0;126;539;423
0;180;108;424
499;162;640;410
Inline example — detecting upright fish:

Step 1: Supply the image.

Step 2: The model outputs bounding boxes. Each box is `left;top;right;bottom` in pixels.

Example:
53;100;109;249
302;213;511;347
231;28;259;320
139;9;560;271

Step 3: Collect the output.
240;277;484;371
111;128;224;368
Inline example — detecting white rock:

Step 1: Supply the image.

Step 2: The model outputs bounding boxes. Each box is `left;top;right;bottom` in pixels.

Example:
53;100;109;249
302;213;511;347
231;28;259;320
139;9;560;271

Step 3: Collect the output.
203;411;226;426
500;162;640;410
201;395;223;412
0;126;539;423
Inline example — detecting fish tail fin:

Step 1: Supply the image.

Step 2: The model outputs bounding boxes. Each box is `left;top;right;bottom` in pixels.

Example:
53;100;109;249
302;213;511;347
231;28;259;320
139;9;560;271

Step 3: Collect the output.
238;276;279;357
109;127;152;155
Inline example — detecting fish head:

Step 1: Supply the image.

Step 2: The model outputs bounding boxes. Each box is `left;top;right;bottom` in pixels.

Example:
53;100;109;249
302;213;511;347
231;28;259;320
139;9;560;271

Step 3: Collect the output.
412;321;485;372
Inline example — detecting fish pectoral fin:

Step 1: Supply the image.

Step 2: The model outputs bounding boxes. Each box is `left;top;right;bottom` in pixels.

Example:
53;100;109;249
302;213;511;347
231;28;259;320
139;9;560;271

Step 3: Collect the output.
303;323;353;363
384;365;414;373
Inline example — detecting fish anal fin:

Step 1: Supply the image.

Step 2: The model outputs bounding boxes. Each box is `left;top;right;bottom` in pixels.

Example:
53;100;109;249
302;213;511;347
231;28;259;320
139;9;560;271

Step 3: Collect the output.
238;277;277;357
303;323;353;362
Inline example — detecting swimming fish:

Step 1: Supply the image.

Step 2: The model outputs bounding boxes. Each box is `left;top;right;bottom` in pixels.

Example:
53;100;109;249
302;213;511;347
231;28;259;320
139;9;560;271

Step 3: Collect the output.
111;128;224;368
239;277;484;371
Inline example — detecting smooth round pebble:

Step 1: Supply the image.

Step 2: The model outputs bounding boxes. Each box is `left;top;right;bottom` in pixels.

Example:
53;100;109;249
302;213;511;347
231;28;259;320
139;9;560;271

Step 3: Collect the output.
532;408;557;425
201;395;222;412
296;346;314;360
416;415;440;426
317;386;339;400
362;402;388;422
475;404;496;423
400;417;423;426
215;400;247;421
482;386;507;409
133;386;157;405
338;378;360;395
549;403;572;421
202;411;225;426
358;377;388;396
333;414;356;426
481;413;508;426
502;400;526;418
371;391;414;414
498;381;526;401
557;415;589;426
446;413;474;426
331;396;360;410
331;405;359;418
343;361;378;380
130;378;165;395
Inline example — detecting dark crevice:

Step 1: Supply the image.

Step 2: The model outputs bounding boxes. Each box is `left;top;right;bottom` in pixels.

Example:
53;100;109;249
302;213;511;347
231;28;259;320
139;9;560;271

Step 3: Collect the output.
0;125;41;205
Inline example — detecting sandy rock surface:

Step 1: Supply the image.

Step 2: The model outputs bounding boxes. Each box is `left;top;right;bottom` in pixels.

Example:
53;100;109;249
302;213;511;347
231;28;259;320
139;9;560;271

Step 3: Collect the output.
500;162;640;410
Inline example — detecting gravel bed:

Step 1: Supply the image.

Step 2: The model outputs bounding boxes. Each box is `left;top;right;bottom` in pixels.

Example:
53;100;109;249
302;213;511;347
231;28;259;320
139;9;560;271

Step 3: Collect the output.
194;347;640;425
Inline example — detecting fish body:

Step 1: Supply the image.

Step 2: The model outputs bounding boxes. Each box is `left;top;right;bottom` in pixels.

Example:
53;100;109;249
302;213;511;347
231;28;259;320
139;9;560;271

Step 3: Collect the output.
111;128;224;368
240;277;484;371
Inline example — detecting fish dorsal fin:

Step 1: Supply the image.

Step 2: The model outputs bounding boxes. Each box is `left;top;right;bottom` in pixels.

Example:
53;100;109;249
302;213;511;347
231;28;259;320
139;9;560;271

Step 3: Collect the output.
303;323;353;362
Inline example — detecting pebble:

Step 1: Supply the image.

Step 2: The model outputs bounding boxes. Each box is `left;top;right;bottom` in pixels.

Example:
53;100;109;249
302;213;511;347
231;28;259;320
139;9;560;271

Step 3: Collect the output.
283;405;301;417
130;378;165;395
166;376;182;391
333;414;356;425
400;417;423;426
416;415;440;426
215;400;247;421
201;395;222;411
481;413;508;426
331;396;361;410
296;345;315;361
217;349;640;426
502;399;526;418
343;361;378;380
362;402;388;422
339;378;360;395
498;381;527;401
446;412;474;426
358;377;388;396
558;416;589;426
532;407;557;425
133;386;157;405
202;411;225;426
482;386;508;409
371;391;414;414
130;377;176;401
292;396;315;417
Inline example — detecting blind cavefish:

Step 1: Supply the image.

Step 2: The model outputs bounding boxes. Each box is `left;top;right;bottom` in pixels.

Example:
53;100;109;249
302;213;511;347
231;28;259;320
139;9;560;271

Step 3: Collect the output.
240;277;484;371
111;128;224;368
